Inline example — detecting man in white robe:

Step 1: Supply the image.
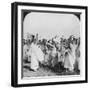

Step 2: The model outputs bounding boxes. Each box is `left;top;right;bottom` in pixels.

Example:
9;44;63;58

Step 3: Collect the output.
28;41;44;71
64;43;77;72
28;43;39;71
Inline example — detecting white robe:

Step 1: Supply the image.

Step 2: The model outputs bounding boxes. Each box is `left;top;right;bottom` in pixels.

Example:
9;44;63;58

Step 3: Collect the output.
36;45;44;63
28;43;44;71
64;52;75;71
64;44;77;71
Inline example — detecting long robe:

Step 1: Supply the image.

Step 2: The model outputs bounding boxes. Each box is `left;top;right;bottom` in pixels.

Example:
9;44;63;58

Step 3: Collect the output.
51;47;57;67
64;44;77;71
28;43;44;71
36;45;44;63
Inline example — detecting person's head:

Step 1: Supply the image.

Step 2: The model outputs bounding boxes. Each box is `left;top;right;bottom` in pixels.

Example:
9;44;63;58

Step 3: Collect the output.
27;35;35;45
65;51;68;57
31;35;35;43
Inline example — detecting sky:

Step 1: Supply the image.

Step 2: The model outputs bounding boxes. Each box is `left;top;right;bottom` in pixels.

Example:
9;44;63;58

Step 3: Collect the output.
23;12;80;39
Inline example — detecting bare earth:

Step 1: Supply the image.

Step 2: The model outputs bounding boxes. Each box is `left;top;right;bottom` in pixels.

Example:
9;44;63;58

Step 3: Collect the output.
23;61;80;78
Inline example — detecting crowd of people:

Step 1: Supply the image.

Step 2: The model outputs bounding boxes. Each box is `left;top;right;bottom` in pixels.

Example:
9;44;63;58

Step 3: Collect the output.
23;33;80;73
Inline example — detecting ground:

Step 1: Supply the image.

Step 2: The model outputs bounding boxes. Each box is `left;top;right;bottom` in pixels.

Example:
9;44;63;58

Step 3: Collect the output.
23;60;80;78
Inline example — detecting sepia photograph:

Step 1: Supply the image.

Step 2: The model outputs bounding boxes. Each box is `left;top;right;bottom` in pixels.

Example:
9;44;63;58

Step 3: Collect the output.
11;2;88;87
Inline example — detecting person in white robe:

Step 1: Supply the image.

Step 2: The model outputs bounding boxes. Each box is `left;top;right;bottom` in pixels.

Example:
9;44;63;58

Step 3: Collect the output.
27;43;38;71
36;45;44;64
64;43;77;72
27;38;44;71
64;51;71;71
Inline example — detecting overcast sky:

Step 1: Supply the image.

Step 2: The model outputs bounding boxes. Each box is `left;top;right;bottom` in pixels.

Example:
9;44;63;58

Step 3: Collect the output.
23;12;80;39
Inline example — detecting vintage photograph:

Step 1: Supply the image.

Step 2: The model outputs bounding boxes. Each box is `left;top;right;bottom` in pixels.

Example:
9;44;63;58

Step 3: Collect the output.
11;2;87;87
22;11;81;78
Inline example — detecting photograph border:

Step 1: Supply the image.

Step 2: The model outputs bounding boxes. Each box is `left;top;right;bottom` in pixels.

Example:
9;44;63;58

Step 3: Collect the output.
11;2;88;87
